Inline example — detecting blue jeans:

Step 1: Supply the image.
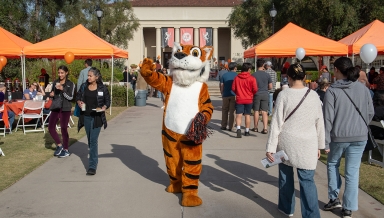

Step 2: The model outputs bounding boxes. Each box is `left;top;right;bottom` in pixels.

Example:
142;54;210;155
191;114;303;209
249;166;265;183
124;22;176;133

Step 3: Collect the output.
7;111;15;130
268;92;273;115
84;116;102;170
327;141;366;211
278;163;320;218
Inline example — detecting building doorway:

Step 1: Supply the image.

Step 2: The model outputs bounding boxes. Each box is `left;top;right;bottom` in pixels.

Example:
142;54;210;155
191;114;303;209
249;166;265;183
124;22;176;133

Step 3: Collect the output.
163;52;172;69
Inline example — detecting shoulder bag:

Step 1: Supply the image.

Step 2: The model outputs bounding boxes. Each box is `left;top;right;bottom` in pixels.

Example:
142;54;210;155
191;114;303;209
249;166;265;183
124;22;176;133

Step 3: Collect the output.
49;81;62;111
285;88;311;122
50;94;62;110
341;89;377;151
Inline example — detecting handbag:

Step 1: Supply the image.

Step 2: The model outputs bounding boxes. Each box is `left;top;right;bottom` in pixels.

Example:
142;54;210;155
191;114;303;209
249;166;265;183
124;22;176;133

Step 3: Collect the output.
50;94;62;111
74;84;85;117
285;88;311;122
74;104;80;117
341;89;377;151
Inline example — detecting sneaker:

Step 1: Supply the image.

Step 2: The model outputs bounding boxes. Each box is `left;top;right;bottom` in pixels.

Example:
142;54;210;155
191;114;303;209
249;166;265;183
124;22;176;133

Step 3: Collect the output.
342;209;352;218
54;146;63;156
278;209;293;217
58;150;70;158
86;168;96;176
236;129;242;138
244;131;250;136
324;198;342;211
161;106;165;109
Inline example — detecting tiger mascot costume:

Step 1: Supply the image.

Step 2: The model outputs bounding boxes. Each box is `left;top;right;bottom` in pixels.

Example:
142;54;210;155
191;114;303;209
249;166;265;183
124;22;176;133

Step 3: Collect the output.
140;42;214;207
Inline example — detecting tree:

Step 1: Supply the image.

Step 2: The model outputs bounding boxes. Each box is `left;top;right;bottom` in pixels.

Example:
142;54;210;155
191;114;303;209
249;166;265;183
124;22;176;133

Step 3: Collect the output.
227;0;271;49
23;0;140;48
0;0;139;82
228;0;384;49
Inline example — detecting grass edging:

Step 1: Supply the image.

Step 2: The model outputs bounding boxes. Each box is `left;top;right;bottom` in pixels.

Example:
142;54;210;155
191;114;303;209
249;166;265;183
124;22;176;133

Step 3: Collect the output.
319;149;384;204
0;107;128;192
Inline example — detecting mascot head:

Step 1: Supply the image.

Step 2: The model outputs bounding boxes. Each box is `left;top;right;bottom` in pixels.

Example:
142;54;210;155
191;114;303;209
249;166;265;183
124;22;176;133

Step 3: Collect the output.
169;42;213;86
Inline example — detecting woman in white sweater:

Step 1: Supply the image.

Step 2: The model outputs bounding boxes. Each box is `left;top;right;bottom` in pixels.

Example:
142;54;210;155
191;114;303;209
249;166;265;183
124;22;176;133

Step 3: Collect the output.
266;63;325;218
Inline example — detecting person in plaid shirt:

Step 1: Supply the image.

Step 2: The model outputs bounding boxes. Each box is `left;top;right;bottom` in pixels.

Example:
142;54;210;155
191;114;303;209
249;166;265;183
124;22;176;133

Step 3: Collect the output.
265;61;277;116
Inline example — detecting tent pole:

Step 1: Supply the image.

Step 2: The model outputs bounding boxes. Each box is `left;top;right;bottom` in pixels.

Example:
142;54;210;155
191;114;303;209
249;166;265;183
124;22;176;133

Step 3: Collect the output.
110;56;113;115
129;58;130;107
352;53;355;66
23;55;26;91
20;56;24;91
254;55;257;70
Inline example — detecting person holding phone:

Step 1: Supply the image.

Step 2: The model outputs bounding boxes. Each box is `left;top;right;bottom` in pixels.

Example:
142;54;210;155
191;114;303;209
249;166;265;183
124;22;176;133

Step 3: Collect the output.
76;67;110;176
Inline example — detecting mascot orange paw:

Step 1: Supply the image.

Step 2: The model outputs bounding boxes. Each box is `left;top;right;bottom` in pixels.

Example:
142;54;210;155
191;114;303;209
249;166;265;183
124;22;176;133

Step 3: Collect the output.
140;58;156;76
181;193;202;207
166;183;182;193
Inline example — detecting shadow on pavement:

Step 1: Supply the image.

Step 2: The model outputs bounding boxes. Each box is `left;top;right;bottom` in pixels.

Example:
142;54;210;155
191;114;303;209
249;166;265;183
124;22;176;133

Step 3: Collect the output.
200;164;284;217
206;154;326;215
70;141;90;171
98;144;169;187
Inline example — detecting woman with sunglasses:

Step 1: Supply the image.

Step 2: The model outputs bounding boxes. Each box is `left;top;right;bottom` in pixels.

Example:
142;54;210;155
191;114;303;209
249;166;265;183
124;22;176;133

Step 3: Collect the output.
23;82;45;100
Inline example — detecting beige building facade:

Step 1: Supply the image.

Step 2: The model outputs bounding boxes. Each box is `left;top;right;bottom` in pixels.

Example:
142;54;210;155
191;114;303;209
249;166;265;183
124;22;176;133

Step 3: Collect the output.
128;1;244;68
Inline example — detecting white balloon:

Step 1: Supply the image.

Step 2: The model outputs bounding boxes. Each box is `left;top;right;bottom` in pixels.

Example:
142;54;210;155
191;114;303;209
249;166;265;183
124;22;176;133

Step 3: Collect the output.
295;47;306;61
360;43;377;64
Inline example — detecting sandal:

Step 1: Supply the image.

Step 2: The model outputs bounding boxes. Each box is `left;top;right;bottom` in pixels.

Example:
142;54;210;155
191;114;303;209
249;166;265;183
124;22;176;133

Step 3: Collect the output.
261;129;268;134
251;128;258;132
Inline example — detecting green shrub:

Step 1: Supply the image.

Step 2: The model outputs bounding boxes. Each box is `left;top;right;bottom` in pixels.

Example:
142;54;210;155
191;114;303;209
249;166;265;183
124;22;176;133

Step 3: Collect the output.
108;85;134;107
22;59;124;85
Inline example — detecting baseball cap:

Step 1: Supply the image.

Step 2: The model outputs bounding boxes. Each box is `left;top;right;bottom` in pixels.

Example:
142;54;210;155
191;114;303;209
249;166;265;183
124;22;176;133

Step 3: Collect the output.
321;65;328;70
265;61;272;66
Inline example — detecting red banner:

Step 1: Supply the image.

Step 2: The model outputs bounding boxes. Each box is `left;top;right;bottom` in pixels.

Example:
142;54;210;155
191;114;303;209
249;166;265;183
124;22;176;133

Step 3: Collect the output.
180;28;193;45
199;28;212;47
162;28;174;48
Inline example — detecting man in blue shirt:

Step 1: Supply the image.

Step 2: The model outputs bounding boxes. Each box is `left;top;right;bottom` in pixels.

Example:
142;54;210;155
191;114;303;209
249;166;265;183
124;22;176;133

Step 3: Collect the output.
220;62;237;131
77;59;92;91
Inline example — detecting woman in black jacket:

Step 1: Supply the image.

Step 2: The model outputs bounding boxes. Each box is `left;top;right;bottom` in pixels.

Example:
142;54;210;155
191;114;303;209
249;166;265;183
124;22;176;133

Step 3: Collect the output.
76;67;110;175
50;65;75;158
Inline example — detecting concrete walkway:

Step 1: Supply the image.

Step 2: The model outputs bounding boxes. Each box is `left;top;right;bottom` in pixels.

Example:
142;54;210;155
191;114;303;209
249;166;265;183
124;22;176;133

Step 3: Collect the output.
0;96;382;218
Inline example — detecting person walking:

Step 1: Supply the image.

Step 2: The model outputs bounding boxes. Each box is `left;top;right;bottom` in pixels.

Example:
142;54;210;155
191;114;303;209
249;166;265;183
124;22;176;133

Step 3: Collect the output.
319;65;331;82
231;63;258;138
77;59;92;91
122;66;128;84
265;61;277;116
323;57;374;218
129;68;137;91
252;59;272;134
220;62;237;131
50;65;75;158
77;67;110;175
266;63;324;218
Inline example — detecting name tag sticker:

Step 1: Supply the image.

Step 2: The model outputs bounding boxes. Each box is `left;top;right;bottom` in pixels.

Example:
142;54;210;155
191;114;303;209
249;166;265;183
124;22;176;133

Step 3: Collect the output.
98;92;103;96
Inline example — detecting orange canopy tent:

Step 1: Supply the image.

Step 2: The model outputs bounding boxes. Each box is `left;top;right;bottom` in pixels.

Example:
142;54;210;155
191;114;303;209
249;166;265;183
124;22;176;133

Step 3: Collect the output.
0;27;33;93
338;20;384;55
244;22;348;58
23;24;129;113
23;24;128;59
0;27;32;58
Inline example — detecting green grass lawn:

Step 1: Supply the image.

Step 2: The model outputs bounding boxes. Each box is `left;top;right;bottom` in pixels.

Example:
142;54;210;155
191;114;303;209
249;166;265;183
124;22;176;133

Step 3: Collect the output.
0;107;127;192
319;149;384;204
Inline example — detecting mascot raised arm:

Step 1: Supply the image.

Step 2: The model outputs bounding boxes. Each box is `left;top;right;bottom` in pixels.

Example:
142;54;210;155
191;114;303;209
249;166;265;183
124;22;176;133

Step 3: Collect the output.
140;42;214;207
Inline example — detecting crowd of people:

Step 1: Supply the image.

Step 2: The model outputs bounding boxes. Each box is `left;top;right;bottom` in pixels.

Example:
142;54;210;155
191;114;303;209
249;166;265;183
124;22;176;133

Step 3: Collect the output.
121;60;168;108
1;54;381;217
220;57;376;218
